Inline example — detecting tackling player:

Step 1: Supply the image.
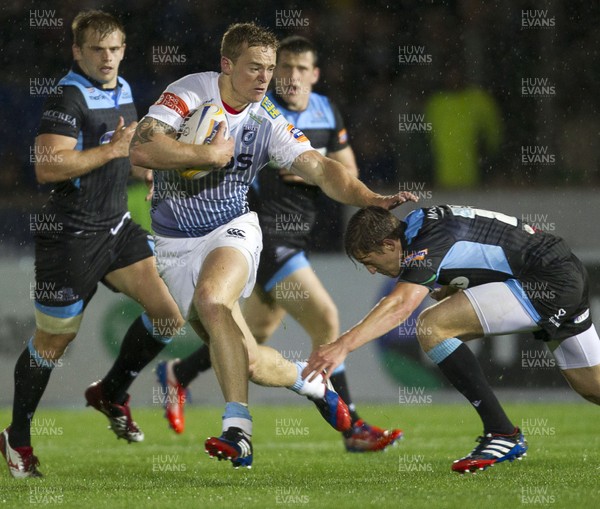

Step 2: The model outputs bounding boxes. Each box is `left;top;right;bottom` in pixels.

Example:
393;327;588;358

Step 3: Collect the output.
0;10;184;478
156;36;402;452
129;23;414;468
304;205;600;473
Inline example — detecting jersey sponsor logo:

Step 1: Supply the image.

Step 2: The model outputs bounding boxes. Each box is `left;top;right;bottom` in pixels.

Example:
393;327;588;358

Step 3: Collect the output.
286;124;308;143
224;153;254;171
402;248;428;266
241;125;258;145
226;228;246;238
99;130;115;145
156;92;189;117
41;109;77;127
261;96;280;118
338;128;348;144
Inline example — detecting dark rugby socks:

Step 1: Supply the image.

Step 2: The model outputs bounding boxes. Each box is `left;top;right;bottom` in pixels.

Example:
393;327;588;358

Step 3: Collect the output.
428;339;515;435
9;338;55;448
101;314;171;404
173;344;213;387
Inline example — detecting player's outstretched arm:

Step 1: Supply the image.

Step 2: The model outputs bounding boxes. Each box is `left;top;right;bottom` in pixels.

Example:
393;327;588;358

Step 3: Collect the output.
302;282;429;381
129;117;233;170
35;116;137;184
290;150;417;209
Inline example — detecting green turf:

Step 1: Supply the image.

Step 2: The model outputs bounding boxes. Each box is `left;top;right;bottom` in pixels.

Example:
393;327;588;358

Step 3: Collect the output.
0;402;598;508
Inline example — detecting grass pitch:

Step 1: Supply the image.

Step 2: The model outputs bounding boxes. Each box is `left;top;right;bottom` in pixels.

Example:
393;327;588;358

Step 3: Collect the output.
0;402;598;508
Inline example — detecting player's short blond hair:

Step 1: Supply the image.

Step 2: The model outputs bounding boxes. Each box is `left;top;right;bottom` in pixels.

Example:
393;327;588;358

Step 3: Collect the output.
72;10;125;47
220;22;278;62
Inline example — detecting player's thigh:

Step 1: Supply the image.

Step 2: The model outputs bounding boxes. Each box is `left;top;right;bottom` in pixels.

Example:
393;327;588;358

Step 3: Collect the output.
157;212;261;322
33;232;99;345
418;290;483;349
275;267;339;346
243;287;286;344
105;256;182;322
195;246;251;312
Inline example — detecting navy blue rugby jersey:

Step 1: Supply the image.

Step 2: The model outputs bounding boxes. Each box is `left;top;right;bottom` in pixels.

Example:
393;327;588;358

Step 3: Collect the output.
398;204;571;290
251;91;348;250
37;64;137;232
396;204;596;339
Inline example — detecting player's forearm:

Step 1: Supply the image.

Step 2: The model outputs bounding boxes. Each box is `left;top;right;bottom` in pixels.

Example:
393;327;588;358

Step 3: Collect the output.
130;135;217;170
129;116;220;170
339;295;413;353
316;158;377;207
35;143;122;184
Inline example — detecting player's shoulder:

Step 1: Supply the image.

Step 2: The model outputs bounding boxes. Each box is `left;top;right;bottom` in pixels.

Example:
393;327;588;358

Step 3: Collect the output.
309;91;331;106
257;94;283;121
40;74;86;116
309;92;338;112
116;76;134;104
167;71;219;91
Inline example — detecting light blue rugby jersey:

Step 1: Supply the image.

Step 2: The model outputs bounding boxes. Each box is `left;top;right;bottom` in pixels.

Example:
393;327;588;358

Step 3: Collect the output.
145;72;312;237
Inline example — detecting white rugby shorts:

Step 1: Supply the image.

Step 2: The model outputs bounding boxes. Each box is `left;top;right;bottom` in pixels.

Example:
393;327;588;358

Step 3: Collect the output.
154;212;262;321
464;282;600;370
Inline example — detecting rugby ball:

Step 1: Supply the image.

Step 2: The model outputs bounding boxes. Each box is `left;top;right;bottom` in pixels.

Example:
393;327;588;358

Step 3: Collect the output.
177;103;229;180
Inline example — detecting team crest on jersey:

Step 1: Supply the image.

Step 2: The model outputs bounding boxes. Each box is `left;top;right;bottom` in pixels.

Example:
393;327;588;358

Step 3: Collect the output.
241;125;258;145
286;124;308;143
261;96;280;118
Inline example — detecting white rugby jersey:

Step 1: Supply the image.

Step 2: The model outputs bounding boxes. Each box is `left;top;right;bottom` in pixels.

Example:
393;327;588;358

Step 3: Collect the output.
145;72;312;237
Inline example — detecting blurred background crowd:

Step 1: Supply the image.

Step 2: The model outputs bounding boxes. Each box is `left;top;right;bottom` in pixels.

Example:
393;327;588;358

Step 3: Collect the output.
0;0;598;251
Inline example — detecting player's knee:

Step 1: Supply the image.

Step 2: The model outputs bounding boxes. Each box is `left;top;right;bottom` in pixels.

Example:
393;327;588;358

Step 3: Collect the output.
415;307;443;351
572;378;600;405
252;328;269;345
33;329;76;359
575;389;600;406
145;311;185;337
193;286;231;320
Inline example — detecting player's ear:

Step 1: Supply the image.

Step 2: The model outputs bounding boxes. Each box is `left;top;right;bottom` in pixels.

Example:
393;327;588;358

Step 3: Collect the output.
221;56;233;75
72;44;81;61
311;66;320;85
382;239;395;251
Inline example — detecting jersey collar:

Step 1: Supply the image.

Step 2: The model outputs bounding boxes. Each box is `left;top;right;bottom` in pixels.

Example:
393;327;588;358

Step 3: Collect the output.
70;62;123;91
